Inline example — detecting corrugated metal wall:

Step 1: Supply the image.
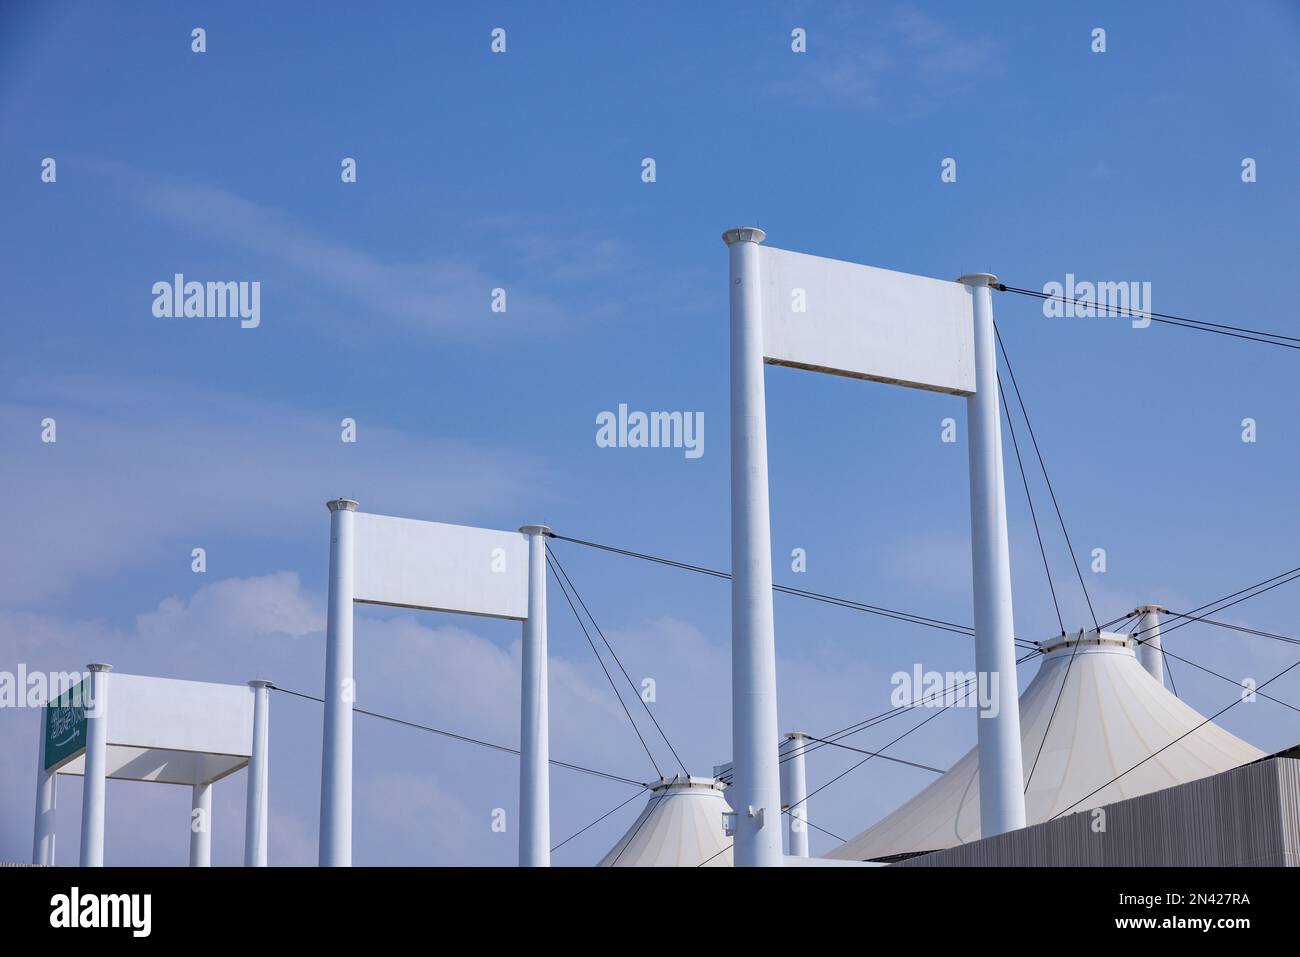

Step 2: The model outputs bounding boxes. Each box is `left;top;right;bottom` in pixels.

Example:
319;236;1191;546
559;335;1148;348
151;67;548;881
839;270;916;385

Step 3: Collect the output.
899;757;1300;867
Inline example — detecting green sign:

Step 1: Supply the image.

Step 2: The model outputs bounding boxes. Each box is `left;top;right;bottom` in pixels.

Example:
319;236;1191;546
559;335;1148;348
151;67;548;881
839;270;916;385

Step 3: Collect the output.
44;679;89;770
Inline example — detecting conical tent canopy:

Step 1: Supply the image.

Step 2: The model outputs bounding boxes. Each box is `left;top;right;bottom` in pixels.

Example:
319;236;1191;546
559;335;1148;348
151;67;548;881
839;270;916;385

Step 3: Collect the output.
598;776;733;867
829;630;1265;862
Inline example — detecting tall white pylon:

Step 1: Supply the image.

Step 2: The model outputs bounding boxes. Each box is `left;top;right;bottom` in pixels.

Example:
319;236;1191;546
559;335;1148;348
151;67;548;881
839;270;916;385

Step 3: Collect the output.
319;498;357;866
79;663;111;867
960;273;1027;840
518;524;551;866
724;227;784;867
244;679;271;866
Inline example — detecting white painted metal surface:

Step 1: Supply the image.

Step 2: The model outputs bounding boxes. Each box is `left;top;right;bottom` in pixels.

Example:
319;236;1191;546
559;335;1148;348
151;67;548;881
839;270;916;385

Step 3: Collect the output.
725;234;1028;865
79;663;110;867
244;680;271;866
961;272;1027;841
189;782;212;867
758;245;976;395
780;732;810;857
32;722;56;865
320;498;357;867
725;227;784;867
1137;605;1166;686
107;675;251;755
50;668;260;866
59;747;247;785
518;524;550;866
56;673;256;788
320;501;547;867
353;512;529;620
599;777;734;867
827;631;1266;862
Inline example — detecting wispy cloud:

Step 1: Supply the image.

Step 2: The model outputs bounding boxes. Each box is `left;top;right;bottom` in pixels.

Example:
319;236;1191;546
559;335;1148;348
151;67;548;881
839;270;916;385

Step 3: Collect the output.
773;4;1000;111
0;374;552;605
0;568;954;864
91;162;590;339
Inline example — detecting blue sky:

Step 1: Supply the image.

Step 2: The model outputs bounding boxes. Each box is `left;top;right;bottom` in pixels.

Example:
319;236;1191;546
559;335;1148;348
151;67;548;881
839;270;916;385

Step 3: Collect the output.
2;1;1300;865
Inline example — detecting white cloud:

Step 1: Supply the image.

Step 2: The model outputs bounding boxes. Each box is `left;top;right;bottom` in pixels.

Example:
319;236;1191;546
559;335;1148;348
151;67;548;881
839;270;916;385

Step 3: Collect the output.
97;166;576;339
0;375;549;606
4;564;1290;865
772;4;1000;111
137;572;322;644
0;571;912;864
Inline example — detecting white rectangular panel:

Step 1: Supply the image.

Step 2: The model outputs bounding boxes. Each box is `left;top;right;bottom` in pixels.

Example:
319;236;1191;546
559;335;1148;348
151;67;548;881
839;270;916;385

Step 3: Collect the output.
106;674;254;758
353;513;529;620
758;246;976;396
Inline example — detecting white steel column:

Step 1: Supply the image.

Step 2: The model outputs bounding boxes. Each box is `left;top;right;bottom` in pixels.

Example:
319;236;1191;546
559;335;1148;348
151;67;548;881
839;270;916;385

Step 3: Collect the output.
244;679;271;866
959;273;1027;840
79;663;111;867
32;716;57;865
518;524;551;867
189;782;212;867
724;227;783;867
320;498;357;866
780;731;810;858
1136;605;1166;687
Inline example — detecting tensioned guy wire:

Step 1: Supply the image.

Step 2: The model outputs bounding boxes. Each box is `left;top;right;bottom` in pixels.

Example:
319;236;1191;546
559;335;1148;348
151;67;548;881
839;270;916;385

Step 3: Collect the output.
998;372;1067;637
547;545;691;777
551;786;650;854
994;321;1100;631
270;685;646;788
1169;613;1300;646
1050;650;1300;819
609;789;668;867
784;649;1044;766
539;532;1300;827
1164;645;1181;698
715;650;1046;783
1006;308;1106;792
546;551;665;780
996;285;1300;351
1126;565;1300;640
547;532;1039;651
1023;628;1085;795
1127;569;1300;647
1125;623;1300;714
786;698;959;816
797;734;946;774
718;682;973;786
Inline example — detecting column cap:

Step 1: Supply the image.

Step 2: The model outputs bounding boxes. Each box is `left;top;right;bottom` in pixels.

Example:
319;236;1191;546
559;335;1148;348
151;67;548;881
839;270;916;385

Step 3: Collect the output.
783;730;810;740
248;679;274;689
519;524;551;536
326;498;359;512
722;227;766;246
86;663;112;673
956;272;998;286
1134;604;1168;614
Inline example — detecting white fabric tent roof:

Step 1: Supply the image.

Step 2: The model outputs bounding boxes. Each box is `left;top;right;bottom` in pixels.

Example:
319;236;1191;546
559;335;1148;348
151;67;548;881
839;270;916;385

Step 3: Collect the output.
598;776;733;867
828;630;1266;862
